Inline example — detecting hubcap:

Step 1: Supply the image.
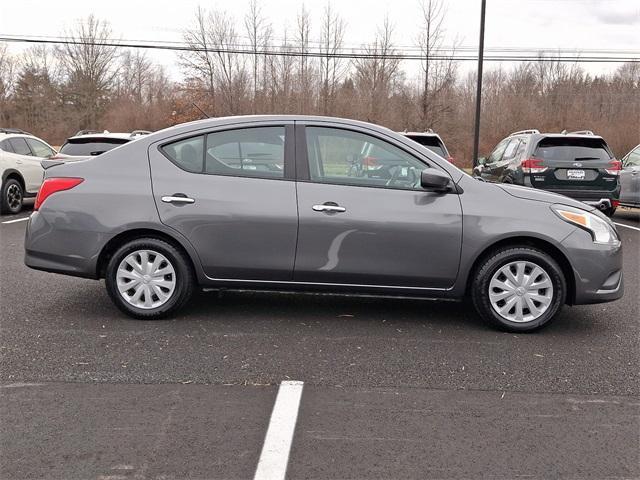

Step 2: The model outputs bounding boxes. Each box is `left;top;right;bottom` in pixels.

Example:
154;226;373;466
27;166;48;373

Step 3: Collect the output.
116;250;176;309
488;261;553;323
7;184;22;210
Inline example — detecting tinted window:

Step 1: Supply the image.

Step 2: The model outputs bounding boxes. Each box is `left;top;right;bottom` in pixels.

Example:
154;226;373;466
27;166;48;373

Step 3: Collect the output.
0;139;15;153
405;135;446;157
26;138;55;158
205;127;285;178
487;138;509;164
623;147;640;167
162;136;204;173
8;137;32;156
306;127;428;190
502;139;520;162
533;138;611;162
59;138;129;156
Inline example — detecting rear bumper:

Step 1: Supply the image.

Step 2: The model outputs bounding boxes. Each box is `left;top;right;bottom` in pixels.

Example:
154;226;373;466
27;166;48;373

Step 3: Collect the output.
561;228;624;305
522;179;620;203
24;211;104;279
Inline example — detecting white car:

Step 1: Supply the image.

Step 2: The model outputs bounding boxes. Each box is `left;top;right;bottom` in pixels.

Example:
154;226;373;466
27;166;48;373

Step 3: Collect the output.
0;128;56;214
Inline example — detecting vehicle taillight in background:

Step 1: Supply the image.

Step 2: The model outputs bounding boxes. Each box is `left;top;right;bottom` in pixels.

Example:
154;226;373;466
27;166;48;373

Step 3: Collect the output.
34;178;84;210
362;156;378;169
447;156;455;164
521;159;548;174
605;159;622;175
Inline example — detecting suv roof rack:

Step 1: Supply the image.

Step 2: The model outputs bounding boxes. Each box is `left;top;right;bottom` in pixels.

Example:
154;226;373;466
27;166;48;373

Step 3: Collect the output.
74;129;104;136
567;130;595;135
130;130;151;137
0;127;31;135
509;129;540;136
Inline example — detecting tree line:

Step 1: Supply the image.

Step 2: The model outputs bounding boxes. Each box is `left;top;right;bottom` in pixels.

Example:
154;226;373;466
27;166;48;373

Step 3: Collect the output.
0;1;638;166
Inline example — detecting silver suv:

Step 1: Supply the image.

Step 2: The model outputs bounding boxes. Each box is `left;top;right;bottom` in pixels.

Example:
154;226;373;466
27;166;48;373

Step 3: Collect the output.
24;116;623;331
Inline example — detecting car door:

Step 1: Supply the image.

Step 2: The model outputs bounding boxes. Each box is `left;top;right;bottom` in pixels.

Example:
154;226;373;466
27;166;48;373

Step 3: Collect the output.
293;124;463;289
149;122;299;281
8;137;43;193
620;146;640;206
482;138;509;181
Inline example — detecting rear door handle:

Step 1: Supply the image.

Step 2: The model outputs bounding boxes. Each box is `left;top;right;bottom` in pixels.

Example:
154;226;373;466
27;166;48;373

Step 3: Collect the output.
312;204;346;213
162;195;195;204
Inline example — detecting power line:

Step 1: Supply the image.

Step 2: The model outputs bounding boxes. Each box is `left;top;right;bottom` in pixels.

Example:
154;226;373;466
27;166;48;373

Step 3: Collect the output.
0;36;638;64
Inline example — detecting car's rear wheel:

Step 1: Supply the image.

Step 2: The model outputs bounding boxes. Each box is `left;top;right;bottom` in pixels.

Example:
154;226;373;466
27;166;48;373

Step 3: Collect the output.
603;207;616;217
471;246;566;332
105;238;195;319
1;179;24;214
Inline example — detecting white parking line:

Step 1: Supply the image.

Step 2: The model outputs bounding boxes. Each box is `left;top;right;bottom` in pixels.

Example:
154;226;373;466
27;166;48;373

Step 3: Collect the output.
254;380;304;480
614;222;640;232
1;216;29;224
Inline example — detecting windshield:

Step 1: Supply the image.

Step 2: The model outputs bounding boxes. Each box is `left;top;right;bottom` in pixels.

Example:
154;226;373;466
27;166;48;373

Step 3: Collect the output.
60;138;129;156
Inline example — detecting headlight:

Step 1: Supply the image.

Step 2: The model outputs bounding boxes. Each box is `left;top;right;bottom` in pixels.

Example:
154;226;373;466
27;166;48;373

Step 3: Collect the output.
551;205;620;245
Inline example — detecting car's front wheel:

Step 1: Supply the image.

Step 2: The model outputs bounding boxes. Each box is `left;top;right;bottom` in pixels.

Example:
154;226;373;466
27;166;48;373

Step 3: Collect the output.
471;246;566;332
1;178;24;214
105;238;196;319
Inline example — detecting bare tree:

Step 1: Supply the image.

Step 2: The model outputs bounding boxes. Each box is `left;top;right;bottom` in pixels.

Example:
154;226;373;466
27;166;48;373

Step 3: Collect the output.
244;0;270;113
296;4;313;113
55;15;120;129
353;17;400;123
319;2;346;115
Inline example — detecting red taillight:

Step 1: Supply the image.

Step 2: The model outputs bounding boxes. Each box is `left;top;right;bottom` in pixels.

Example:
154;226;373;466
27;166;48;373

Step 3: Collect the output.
447;156;455;164
521;158;548;174
605;159;621;176
362;156;378;168
35;177;84;210
612;199;620;208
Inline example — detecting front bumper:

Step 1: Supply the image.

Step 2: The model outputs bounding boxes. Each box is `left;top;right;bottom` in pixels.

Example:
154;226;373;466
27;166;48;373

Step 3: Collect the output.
561;227;624;305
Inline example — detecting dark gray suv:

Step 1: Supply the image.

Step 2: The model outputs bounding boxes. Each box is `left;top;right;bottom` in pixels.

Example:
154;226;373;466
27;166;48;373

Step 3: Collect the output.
474;130;621;216
24;116;624;331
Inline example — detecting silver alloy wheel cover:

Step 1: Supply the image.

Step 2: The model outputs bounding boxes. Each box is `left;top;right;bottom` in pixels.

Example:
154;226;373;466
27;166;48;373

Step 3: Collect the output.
116;250;176;309
488;260;554;323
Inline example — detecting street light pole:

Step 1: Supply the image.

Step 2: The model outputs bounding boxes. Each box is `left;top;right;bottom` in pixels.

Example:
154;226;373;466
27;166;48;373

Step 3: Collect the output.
472;0;487;167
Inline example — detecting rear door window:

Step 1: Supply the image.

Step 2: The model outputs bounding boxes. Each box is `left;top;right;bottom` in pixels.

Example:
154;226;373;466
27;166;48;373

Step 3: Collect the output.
487;138;509;164
59;138;129;156
501;139;520;162
533;138;612;162
8;137;32;156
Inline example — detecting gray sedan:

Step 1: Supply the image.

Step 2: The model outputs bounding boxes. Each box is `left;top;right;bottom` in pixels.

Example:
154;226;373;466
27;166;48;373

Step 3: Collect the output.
24;116;623;331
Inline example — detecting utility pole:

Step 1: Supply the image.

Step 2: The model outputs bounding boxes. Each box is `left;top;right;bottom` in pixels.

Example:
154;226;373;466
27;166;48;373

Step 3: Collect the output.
472;0;486;167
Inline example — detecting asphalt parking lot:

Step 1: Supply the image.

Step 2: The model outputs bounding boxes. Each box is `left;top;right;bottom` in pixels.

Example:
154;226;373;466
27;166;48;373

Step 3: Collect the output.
1;205;638;479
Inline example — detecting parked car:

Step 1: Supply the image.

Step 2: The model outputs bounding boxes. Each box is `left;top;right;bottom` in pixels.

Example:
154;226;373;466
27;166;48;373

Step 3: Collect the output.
619;144;640;208
25;116;623;332
55;130;151;159
0;128;57;214
473;129;621;216
401;131;454;163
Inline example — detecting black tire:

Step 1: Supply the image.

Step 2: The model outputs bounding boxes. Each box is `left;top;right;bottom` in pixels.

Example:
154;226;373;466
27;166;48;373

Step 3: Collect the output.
603;207;616;217
1;178;24;214
471;246;566;332
105;237;196;319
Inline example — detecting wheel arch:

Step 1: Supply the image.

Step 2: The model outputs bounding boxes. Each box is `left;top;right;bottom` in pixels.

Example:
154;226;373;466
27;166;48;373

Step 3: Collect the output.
2;169;25;189
465;236;576;305
96;227;204;282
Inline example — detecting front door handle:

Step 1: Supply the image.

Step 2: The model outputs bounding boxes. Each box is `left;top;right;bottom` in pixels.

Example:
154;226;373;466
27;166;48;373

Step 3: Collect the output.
162;195;195;204
312;203;346;213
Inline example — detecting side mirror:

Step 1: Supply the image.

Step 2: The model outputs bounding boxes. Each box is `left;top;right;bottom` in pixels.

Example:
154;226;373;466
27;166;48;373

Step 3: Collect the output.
420;168;452;192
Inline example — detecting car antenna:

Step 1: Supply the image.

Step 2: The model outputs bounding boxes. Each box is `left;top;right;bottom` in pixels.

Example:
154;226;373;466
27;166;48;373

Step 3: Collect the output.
192;103;210;119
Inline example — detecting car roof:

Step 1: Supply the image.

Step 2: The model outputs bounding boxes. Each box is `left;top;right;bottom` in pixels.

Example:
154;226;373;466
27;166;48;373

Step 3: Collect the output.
400;132;442;138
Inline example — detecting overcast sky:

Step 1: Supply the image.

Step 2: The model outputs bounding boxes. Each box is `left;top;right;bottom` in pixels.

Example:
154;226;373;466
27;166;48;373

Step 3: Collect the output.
1;0;638;79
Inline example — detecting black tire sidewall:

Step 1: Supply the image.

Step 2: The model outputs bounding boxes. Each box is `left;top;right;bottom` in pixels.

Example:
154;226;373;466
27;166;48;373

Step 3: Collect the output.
1;179;23;214
472;247;566;332
105;238;194;319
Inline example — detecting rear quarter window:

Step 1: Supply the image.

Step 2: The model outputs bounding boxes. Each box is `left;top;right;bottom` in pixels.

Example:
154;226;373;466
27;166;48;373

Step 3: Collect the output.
533;138;612;161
